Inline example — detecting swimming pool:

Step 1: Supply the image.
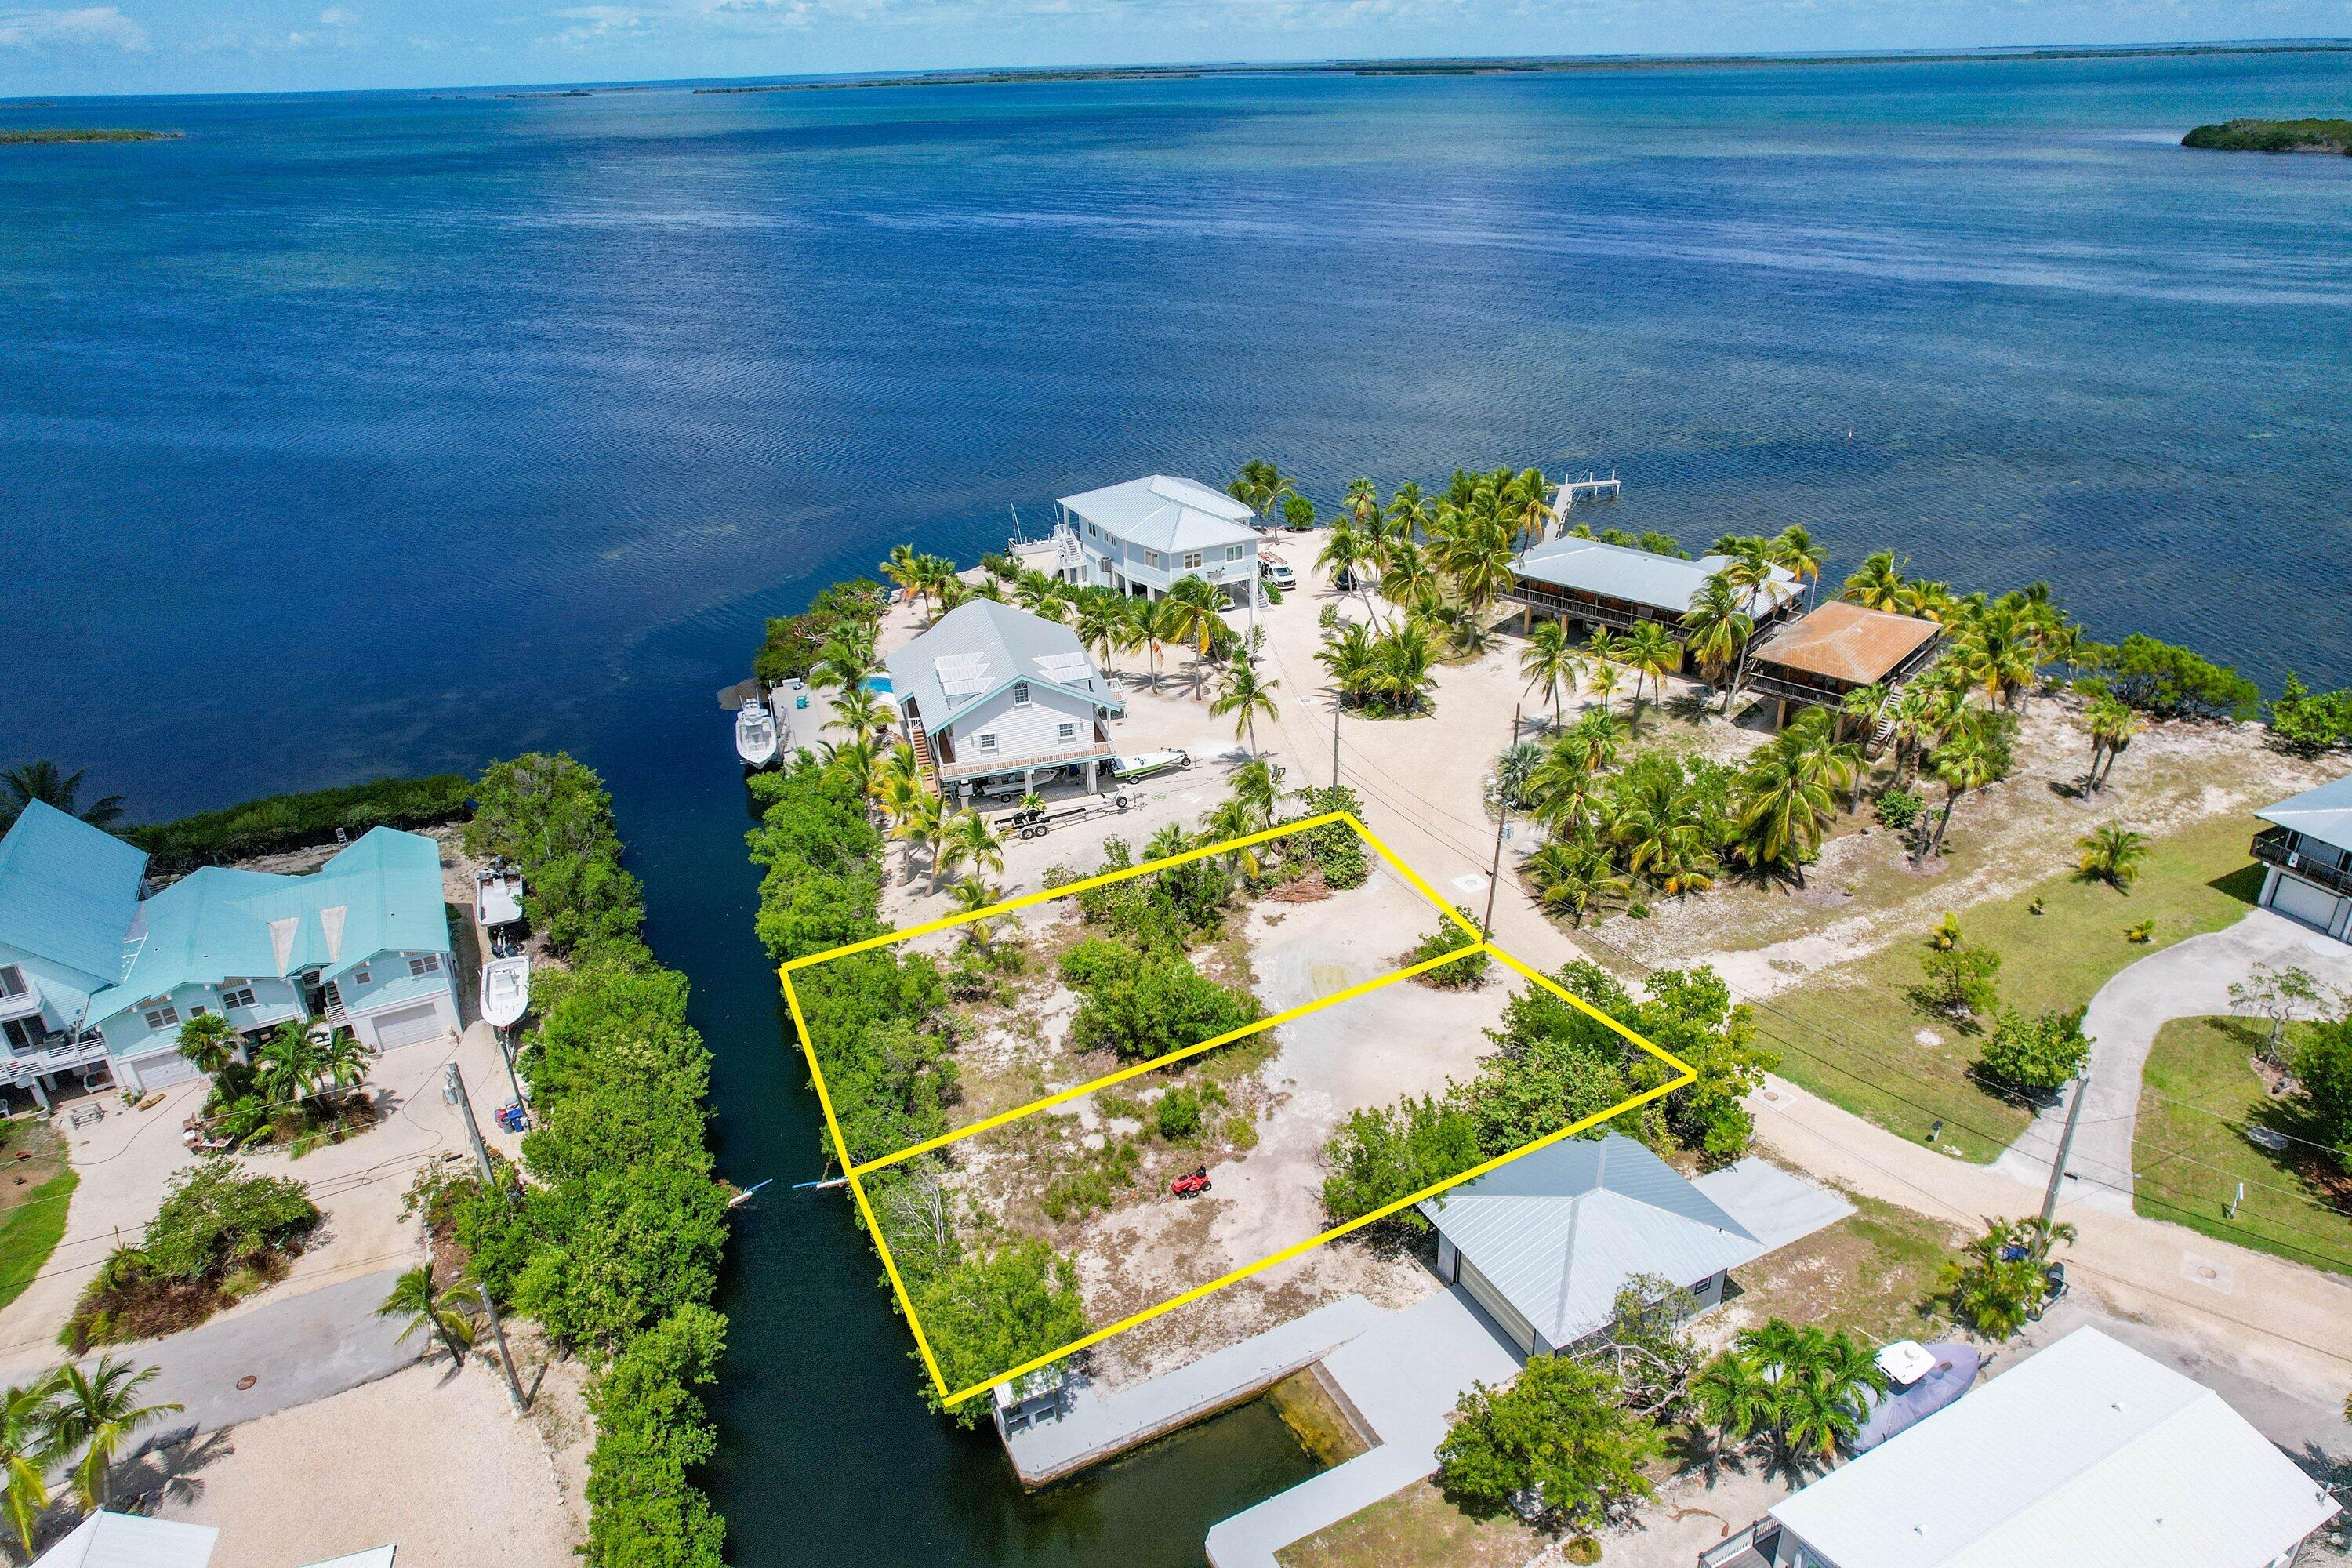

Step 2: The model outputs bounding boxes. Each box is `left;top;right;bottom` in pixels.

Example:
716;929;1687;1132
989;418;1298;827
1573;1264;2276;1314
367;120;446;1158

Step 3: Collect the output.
862;674;894;695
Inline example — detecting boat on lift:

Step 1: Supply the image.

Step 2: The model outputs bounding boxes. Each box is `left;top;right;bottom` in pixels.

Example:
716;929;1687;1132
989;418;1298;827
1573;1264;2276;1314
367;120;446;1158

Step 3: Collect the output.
481;952;532;1030
735;692;781;771
476;858;524;929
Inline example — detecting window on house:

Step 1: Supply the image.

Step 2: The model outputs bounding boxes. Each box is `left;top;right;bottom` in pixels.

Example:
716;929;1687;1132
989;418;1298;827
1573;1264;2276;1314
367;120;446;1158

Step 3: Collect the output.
221;985;256;1011
1058;721;1077;742
978;733;998;753
1012;681;1031;708
409;954;442;978
0;965;24;998
1145;550;1160;568
1183;551;1203;570
187;1004;210;1018
352;967;372;985
1226;544;1247;561
143;1004;180;1032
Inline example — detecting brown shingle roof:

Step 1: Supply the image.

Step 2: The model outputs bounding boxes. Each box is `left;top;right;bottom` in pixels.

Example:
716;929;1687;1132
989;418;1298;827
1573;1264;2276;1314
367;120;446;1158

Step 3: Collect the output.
1751;601;1940;686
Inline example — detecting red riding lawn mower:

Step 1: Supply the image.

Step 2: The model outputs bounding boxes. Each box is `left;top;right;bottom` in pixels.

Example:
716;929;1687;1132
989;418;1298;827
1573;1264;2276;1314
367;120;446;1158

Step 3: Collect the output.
1171;1166;1212;1200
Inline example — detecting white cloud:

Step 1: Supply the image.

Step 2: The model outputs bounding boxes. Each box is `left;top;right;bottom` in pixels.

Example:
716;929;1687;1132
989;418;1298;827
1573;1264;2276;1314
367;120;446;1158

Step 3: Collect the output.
0;5;148;50
318;5;353;22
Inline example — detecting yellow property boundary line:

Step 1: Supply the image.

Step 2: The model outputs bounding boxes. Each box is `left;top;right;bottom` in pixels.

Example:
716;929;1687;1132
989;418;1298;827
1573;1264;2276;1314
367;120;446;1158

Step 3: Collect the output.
778;813;1694;1409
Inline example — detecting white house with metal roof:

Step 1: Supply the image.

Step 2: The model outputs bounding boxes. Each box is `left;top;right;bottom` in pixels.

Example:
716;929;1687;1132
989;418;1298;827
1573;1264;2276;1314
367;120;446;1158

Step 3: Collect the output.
885;599;1126;804
0;800;460;1104
1504;534;1801;648
1416;1133;1840;1358
1707;1326;2340;1568
1053;475;1265;608
2249;772;2352;942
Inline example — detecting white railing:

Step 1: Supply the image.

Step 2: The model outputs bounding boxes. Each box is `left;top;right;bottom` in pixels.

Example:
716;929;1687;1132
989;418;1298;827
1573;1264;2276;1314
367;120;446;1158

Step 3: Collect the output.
1;1033;111;1086
0;983;40;1022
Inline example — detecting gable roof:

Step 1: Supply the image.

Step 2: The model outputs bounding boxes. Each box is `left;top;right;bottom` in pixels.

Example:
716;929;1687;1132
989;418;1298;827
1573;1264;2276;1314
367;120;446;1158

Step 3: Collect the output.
1750;599;1942;686
1508;535;1798;616
1418;1133;1762;1348
1769;1327;2339;1568
1058;474;1261;553
0;801;149;984
2256;772;2352;849
88;826;450;1019
885;600;1123;735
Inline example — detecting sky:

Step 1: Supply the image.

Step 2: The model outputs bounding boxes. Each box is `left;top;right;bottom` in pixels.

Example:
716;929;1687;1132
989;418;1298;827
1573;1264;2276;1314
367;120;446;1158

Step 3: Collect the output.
0;0;2348;98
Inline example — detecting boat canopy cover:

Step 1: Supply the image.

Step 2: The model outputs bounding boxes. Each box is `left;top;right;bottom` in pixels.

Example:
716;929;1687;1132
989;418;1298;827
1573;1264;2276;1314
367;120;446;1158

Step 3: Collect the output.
1850;1341;1980;1454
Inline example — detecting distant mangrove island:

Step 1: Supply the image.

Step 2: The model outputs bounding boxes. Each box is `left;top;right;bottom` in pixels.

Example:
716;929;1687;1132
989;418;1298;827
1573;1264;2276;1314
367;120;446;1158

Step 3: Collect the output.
0;129;180;145
2183;118;2352;154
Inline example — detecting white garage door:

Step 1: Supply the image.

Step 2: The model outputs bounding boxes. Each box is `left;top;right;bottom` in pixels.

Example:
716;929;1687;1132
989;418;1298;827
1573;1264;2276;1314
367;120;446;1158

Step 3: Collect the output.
125;1050;201;1090
1456;1253;1539;1356
370;1001;447;1050
2269;873;2347;936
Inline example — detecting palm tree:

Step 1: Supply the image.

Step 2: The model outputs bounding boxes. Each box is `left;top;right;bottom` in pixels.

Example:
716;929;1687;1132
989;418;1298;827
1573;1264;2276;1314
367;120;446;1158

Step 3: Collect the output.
891;792;943;884
1587;657;1622;717
1439;523;1516;614
935;809;1005;891
1383;481;1432;546
43;1355;181;1512
949;876;1003;947
1316;522;1366;608
0;761;126;834
2084;695;2143;792
881;543;927;615
1518;620;1581;731
810;633;880;693
0;1374;60;1552
1923;731;1996;860
253;1019;332;1104
377;1263;480;1368
1621;622;1679;721
829;686;889;746
1371;622;1438;715
2078;822;2151;889
1228;459;1297;532
1524;831;1630;924
1690;1350;1772;1470
1840;550;1907;611
1378;542;1442;621
1075;596;1128;680
1211;662;1282;756
1777;1333;1884;1468
1141;597;1186;691
1164;576;1226;660
1506;467;1554;548
1317;621;1379;710
1229;757;1285;832
1770;524;1824;604
176;1011;241;1077
1886;684;1948;786
1680;575;1755;715
1559;708;1626;775
1733;740;1838;885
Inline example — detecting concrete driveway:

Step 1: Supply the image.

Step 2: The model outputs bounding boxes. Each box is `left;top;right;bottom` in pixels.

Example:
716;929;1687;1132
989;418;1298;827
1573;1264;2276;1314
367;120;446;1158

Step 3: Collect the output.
1994;908;2352;1214
126;1267;424;1437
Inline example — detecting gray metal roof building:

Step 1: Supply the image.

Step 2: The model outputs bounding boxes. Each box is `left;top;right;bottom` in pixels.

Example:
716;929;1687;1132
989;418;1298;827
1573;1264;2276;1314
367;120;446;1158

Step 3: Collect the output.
1507;535;1798;618
2255;772;2352;848
1058;474;1261;554
1418;1132;1769;1356
884;599;1123;738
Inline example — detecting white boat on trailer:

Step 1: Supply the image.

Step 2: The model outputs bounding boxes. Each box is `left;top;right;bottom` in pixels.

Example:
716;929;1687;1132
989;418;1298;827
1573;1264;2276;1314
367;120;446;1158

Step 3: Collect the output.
735;693;781;771
481;954;532;1030
476;859;524;929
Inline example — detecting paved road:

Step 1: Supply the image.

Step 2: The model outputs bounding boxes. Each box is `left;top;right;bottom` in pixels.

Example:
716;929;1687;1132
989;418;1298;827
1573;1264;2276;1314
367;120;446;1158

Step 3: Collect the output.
126;1268;422;1439
1993;907;2352;1214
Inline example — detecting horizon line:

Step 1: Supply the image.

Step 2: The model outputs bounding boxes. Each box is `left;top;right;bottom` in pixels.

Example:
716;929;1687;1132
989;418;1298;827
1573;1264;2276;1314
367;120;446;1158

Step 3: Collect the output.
7;34;2351;106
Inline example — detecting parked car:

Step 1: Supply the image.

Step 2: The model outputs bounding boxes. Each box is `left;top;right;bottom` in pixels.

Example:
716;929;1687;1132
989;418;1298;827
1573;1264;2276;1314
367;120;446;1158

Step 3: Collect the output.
1261;557;1296;590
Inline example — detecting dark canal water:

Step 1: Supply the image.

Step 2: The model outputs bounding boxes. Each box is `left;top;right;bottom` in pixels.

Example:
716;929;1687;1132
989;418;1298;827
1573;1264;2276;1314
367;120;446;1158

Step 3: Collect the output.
5;46;2351;1565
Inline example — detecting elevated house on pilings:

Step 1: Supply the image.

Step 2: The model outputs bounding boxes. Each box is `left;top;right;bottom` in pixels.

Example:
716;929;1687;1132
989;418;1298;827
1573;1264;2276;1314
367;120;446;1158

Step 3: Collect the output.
1741;600;1944;735
1501;533;1802;673
2249;772;2352;943
885;599;1125;807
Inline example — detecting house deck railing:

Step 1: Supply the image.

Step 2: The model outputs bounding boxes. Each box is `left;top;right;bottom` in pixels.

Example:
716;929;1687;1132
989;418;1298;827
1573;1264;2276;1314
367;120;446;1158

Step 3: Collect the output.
1696;1519;1780;1568
1;1032;111;1087
2252;826;2352;898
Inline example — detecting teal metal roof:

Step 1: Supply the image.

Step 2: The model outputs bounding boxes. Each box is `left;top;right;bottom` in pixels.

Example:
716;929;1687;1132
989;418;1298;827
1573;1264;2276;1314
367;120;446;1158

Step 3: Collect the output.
89;826;450;1018
0;801;149;984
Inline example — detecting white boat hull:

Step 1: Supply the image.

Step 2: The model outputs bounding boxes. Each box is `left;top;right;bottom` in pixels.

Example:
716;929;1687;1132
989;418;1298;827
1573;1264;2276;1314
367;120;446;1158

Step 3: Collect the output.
736;701;781;770
481;956;531;1029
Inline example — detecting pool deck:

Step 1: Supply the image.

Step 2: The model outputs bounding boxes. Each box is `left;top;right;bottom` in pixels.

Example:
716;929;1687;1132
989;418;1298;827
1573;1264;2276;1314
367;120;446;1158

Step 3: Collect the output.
1002;1296;1389;1488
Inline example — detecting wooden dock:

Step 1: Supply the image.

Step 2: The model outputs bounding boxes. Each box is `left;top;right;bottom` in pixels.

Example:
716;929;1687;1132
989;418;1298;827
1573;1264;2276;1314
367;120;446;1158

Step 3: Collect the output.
1555;470;1622;510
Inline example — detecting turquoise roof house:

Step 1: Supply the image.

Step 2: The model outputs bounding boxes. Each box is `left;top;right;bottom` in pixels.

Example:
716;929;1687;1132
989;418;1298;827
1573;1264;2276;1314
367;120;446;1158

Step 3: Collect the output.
0;801;459;1106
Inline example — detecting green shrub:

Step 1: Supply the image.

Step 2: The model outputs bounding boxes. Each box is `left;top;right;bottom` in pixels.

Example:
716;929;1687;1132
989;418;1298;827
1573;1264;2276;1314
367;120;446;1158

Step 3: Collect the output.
1406;906;1489;987
1067;953;1261;1062
584;1305;728;1568
911;1240;1087;1425
1154;1086;1204;1142
2078;633;2260;721
466;753;644;959
141;1165;318;1283
1320;1094;1482;1229
129;775;470;874
751;579;887;686
1290;786;1369;888
2270;673;2352;753
1874;787;1925;832
1918;939;2002;1022
2292;1015;2352;1164
1041;1139;1141;1222
1975;1006;2090;1093
1436;1355;1659;1529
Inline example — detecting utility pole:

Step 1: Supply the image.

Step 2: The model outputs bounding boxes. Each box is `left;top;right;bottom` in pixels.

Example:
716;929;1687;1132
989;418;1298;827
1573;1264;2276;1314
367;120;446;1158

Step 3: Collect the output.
442;1062;528;1414
2040;1069;2090;1225
1330;699;1342;792
1482;704;1519;936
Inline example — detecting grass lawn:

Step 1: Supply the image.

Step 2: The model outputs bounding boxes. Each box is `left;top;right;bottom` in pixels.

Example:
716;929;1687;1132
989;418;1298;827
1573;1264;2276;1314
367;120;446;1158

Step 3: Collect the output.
1759;813;2266;1162
0;1118;75;1314
1715;1192;1965;1344
2135;1015;2352;1276
1274;1479;1545;1568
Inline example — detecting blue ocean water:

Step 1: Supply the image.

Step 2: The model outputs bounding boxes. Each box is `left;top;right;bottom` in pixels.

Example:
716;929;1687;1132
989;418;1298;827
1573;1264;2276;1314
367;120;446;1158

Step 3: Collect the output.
5;49;2352;1566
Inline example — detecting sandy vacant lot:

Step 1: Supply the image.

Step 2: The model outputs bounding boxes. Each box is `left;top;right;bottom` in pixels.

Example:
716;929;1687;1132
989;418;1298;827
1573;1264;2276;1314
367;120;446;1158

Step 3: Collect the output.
146;1354;583;1568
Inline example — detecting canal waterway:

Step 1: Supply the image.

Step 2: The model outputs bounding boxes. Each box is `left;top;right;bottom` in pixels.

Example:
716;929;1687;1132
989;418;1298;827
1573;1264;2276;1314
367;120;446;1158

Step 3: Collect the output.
5;45;2352;1565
